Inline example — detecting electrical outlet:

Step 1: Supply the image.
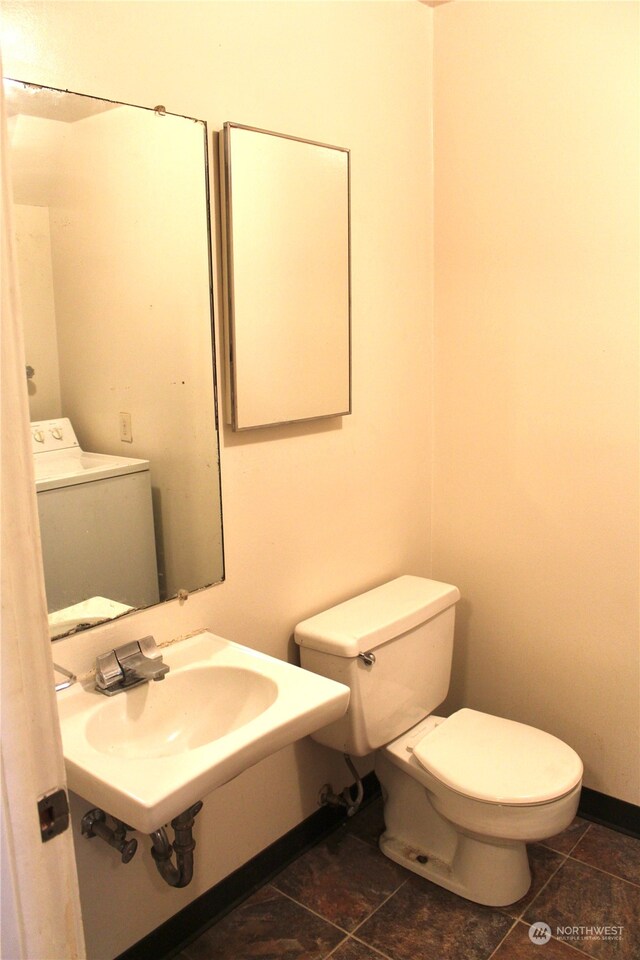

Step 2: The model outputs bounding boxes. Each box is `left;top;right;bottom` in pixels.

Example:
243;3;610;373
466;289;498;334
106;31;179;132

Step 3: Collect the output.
119;412;133;443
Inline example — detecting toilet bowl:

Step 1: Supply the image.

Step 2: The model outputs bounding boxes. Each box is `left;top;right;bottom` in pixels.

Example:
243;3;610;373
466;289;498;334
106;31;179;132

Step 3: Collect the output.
375;711;582;905
294;575;583;906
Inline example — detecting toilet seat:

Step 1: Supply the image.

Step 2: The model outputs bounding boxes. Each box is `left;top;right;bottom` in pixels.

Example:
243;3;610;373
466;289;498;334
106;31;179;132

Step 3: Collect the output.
413;708;583;806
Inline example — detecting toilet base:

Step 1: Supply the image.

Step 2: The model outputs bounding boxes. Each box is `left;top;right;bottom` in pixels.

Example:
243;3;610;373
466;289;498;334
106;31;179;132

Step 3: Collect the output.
379;829;531;907
375;741;535;906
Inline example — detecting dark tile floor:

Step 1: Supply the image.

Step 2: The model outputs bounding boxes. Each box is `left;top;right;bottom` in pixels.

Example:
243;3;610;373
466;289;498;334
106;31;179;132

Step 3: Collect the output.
177;798;639;960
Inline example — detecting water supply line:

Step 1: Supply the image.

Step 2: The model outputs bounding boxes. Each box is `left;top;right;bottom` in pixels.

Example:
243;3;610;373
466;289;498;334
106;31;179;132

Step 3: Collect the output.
149;801;203;887
319;754;364;817
81;809;138;863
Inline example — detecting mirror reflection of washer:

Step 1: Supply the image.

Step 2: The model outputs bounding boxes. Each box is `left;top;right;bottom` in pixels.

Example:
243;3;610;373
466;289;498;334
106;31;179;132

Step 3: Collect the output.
32;418;159;619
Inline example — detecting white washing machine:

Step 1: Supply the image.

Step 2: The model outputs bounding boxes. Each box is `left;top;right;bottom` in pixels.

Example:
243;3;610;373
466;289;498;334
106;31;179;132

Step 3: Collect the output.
32;418;160;619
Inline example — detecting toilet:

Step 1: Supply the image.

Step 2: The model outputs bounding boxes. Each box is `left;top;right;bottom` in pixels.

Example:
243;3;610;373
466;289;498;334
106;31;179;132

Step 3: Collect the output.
294;576;583;907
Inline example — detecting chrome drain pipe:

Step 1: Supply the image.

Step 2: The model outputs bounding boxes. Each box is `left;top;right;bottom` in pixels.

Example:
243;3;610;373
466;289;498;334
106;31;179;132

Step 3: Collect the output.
149;801;203;888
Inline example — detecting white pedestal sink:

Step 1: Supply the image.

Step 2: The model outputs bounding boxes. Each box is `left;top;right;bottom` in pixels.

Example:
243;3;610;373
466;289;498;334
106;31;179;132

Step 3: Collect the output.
57;631;350;833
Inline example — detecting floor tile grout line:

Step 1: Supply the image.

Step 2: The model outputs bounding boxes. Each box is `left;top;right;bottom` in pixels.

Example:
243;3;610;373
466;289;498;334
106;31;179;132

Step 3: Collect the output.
270;831;411;939
323;931;397;960
564;852;640;888
502;846;638;960
321;933;350;960
548;935;606;959
485;917;520;960
512;849;572;921
348;877;411;940
348;932;399;960
268;884;353;937
264;868;404;960
268;874;413;940
539;821;592;858
271;876;413;960
543;822;640;887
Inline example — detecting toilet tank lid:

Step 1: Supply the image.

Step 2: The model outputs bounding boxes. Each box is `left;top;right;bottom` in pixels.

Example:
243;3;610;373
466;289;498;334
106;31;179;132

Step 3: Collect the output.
294;575;460;658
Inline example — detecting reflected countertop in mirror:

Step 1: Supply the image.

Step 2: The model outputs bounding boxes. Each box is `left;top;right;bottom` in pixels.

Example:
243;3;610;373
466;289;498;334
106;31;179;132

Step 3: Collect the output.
4;79;224;639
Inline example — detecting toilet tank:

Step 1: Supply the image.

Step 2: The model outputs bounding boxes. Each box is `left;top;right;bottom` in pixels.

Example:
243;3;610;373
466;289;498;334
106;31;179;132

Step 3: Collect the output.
294;576;460;756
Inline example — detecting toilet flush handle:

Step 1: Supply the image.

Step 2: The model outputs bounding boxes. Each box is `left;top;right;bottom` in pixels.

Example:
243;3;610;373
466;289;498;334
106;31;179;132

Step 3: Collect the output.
358;651;376;666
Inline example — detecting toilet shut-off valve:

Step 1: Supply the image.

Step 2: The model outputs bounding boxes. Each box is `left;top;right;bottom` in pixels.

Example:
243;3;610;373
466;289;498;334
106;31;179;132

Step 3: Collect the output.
319;754;364;817
81;808;138;863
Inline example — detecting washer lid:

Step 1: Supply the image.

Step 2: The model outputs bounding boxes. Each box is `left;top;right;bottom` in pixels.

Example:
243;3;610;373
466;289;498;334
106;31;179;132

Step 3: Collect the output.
413;708;583;805
34;450;150;491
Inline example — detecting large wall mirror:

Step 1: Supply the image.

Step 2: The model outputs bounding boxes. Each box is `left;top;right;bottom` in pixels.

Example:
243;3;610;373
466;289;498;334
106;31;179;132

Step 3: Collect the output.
4;79;224;640
220;123;351;430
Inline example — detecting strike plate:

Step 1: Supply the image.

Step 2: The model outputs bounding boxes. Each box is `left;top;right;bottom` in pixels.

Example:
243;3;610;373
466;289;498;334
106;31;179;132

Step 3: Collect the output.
38;788;70;842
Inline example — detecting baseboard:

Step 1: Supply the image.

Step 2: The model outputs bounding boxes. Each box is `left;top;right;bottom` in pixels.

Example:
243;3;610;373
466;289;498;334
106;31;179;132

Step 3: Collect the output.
578;786;640;839
115;772;380;960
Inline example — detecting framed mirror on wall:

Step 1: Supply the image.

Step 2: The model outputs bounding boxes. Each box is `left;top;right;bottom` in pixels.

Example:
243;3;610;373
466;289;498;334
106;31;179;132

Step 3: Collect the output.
220;123;351;431
4;79;224;640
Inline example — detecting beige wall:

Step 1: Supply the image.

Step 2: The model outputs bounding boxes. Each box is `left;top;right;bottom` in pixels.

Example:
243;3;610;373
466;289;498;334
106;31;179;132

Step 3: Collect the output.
14;203;62;419
2;2;433;957
433;1;639;805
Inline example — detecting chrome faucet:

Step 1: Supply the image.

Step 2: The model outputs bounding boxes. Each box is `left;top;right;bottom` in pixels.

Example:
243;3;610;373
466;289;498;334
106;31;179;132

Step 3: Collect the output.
95;636;169;696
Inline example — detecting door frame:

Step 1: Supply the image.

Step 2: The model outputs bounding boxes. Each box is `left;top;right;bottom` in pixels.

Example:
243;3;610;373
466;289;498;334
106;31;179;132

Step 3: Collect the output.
1;69;86;960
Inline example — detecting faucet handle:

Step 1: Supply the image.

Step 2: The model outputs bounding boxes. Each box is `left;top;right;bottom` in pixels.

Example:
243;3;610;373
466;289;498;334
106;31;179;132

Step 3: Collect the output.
95;636;167;695
138;635;163;660
95;650;124;691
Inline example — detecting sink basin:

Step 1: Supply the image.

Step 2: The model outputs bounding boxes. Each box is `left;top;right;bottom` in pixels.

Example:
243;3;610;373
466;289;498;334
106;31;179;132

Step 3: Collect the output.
57;631;350;833
85;666;278;759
